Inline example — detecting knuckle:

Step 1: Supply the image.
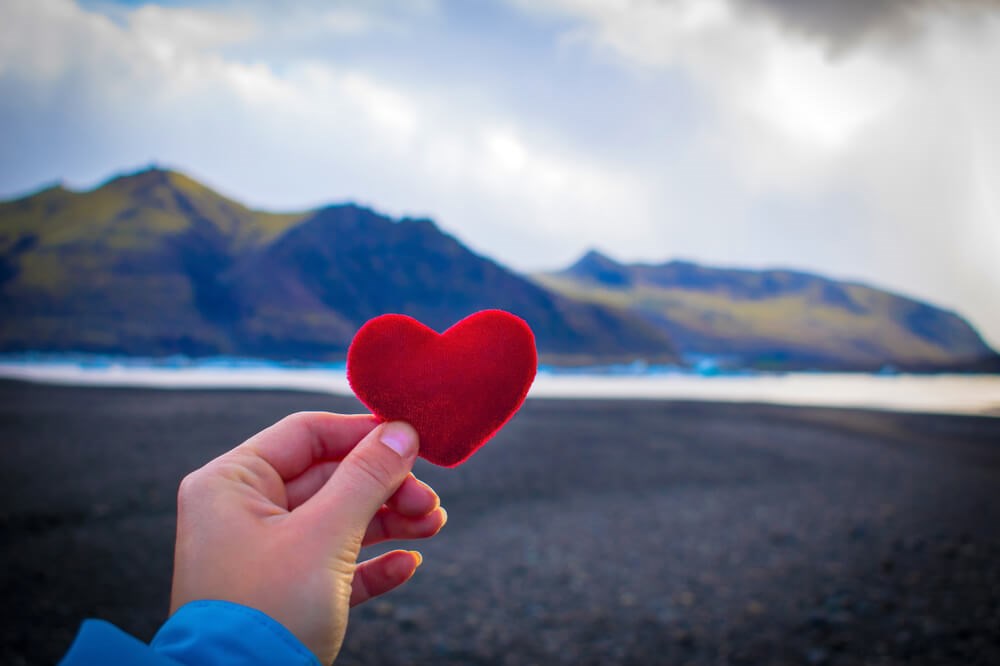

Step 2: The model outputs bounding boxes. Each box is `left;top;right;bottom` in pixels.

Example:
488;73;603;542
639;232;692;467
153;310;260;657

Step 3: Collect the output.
176;469;205;508
348;452;397;492
279;411;314;429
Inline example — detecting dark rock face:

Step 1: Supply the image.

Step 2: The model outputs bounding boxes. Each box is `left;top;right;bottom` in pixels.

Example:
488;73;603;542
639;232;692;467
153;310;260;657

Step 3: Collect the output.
227;206;674;359
0;168;676;362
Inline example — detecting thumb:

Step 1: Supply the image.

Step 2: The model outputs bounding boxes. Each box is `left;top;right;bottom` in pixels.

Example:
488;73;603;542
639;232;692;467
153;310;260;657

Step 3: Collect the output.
306;421;419;537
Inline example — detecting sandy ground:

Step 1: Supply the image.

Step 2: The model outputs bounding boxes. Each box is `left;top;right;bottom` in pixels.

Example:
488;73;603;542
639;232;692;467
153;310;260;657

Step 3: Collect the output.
1;379;999;665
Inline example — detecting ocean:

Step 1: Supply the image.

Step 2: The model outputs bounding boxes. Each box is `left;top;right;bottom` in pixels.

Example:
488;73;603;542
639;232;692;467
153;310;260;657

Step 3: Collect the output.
2;354;998;416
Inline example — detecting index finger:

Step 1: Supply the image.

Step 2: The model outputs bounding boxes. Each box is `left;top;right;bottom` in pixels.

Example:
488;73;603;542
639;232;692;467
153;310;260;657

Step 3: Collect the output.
239;411;380;481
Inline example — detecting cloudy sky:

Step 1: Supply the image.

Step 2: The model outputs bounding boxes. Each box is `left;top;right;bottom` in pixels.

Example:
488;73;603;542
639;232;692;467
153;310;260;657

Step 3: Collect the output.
1;0;999;346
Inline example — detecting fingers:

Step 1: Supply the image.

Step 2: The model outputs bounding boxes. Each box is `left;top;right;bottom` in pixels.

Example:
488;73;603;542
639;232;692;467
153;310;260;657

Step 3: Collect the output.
301;421;419;537
240;412;379;481
387;475;440;517
286;470;440;514
284;460;341;510
350;550;422;607
363;506;447;547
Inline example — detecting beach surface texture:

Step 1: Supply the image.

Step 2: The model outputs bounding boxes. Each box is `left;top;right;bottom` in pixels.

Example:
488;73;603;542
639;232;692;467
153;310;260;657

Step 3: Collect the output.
2;380;999;665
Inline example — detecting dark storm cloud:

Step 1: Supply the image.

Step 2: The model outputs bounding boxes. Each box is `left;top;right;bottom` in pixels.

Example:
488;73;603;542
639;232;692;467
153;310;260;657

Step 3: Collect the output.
742;0;1000;49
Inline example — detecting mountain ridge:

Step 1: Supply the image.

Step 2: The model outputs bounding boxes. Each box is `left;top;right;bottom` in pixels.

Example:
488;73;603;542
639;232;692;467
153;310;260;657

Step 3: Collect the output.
3;167;996;371
536;249;999;372
566;249;961;311
0;167;677;364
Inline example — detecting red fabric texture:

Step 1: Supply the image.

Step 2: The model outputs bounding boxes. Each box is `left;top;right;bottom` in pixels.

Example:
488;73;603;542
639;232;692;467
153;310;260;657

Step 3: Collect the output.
346;310;537;467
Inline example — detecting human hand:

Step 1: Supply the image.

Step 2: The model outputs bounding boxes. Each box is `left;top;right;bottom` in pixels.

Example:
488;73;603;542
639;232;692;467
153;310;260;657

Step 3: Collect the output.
167;412;447;664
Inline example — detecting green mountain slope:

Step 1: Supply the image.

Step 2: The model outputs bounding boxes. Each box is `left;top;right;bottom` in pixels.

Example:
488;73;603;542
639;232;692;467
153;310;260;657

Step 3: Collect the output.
535;250;999;371
0;168;676;363
0;168;307;354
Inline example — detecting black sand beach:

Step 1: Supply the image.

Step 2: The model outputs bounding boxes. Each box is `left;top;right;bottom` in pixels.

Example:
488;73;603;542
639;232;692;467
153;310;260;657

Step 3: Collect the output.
2;379;999;665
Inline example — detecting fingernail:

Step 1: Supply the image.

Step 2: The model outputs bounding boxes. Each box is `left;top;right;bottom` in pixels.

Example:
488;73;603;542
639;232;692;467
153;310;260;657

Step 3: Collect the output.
409;550;423;568
438;507;448;527
380;422;417;458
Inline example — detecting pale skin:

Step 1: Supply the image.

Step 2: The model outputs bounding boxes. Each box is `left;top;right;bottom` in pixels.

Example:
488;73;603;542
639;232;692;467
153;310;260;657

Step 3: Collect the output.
169;412;447;665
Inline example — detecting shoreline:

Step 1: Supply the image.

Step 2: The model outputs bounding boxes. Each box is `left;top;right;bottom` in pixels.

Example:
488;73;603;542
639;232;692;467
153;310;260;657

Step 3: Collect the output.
2;361;999;417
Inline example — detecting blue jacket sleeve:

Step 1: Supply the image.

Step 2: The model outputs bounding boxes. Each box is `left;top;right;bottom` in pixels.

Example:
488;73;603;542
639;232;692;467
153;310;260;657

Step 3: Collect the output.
60;600;321;666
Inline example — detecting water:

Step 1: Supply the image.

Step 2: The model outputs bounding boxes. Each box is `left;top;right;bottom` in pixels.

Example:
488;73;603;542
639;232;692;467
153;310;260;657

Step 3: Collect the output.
1;354;998;417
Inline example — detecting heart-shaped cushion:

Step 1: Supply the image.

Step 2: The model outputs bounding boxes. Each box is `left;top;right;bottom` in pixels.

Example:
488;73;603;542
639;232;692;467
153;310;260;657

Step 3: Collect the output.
346;310;537;467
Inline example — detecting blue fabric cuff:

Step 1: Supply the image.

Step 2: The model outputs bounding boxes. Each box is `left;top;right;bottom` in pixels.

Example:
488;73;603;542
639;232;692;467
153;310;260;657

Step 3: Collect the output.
151;600;320;666
60;619;182;665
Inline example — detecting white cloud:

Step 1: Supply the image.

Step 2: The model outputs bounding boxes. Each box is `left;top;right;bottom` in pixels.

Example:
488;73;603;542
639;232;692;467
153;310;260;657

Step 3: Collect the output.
128;5;256;58
319;7;381;35
512;0;1000;345
522;0;906;188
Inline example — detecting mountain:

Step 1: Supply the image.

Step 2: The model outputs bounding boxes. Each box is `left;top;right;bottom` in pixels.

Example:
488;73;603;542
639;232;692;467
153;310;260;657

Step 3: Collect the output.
0;168;677;364
5;168;994;371
535;250;1000;372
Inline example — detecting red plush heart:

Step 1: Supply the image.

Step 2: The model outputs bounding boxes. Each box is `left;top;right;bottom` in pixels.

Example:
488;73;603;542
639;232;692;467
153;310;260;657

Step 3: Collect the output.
346;310;537;467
